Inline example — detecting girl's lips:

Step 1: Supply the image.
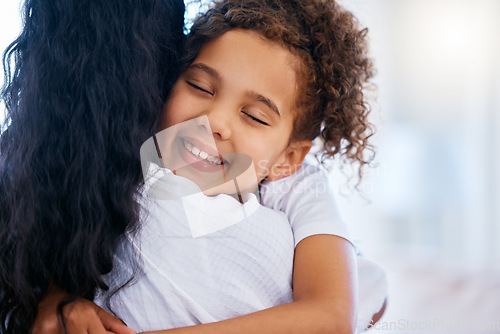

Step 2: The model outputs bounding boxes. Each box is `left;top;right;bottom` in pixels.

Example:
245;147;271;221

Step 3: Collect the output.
176;137;226;172
182;136;220;158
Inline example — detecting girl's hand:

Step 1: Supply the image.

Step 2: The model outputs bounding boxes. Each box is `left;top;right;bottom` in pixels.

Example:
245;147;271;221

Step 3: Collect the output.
33;286;136;334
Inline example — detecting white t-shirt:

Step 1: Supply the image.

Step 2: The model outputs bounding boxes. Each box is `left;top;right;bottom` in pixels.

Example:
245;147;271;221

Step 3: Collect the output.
97;166;295;331
96;163;361;332
260;163;352;247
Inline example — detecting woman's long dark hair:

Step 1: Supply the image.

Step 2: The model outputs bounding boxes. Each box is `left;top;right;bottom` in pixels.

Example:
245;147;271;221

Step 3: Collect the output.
0;0;184;332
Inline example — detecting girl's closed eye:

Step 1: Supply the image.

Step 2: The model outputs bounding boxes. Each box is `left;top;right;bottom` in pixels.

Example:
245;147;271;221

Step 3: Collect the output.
187;81;214;96
241;110;269;126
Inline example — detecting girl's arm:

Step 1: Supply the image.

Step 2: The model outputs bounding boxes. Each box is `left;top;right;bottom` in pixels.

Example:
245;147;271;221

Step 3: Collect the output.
259;163;387;330
144;234;357;334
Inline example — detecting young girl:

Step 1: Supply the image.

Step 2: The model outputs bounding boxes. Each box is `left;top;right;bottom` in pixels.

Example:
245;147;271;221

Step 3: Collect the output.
91;0;380;333
32;0;385;332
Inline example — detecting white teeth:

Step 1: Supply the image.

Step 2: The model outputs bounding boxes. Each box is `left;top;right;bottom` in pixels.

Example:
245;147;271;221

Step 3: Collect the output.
183;140;222;165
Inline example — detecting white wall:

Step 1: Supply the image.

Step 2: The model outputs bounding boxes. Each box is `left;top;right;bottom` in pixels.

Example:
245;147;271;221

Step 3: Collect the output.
0;0;22;128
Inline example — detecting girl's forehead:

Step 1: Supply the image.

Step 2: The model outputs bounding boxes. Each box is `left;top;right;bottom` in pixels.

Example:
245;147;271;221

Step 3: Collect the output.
193;29;298;105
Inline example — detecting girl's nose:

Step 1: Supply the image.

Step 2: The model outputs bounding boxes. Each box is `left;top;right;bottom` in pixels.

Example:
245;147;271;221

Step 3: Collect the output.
206;108;232;141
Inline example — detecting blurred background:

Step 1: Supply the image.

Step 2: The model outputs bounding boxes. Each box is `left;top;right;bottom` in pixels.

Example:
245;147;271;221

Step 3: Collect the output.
1;0;499;332
329;1;500;332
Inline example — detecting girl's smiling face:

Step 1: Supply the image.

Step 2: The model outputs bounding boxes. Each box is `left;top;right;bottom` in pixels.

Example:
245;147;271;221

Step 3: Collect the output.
158;29;307;194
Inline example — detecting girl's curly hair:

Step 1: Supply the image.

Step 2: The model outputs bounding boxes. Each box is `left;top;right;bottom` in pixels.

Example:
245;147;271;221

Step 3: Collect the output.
0;0;184;332
185;0;375;177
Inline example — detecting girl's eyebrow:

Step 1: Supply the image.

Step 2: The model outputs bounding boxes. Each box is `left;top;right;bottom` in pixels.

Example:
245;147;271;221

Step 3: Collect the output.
188;63;221;83
188;62;280;118
246;91;281;118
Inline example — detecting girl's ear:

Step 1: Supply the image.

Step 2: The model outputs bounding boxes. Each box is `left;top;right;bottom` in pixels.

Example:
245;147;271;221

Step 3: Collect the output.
267;140;312;181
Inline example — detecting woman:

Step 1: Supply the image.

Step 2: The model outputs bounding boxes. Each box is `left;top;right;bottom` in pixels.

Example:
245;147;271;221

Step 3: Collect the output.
0;0;185;332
